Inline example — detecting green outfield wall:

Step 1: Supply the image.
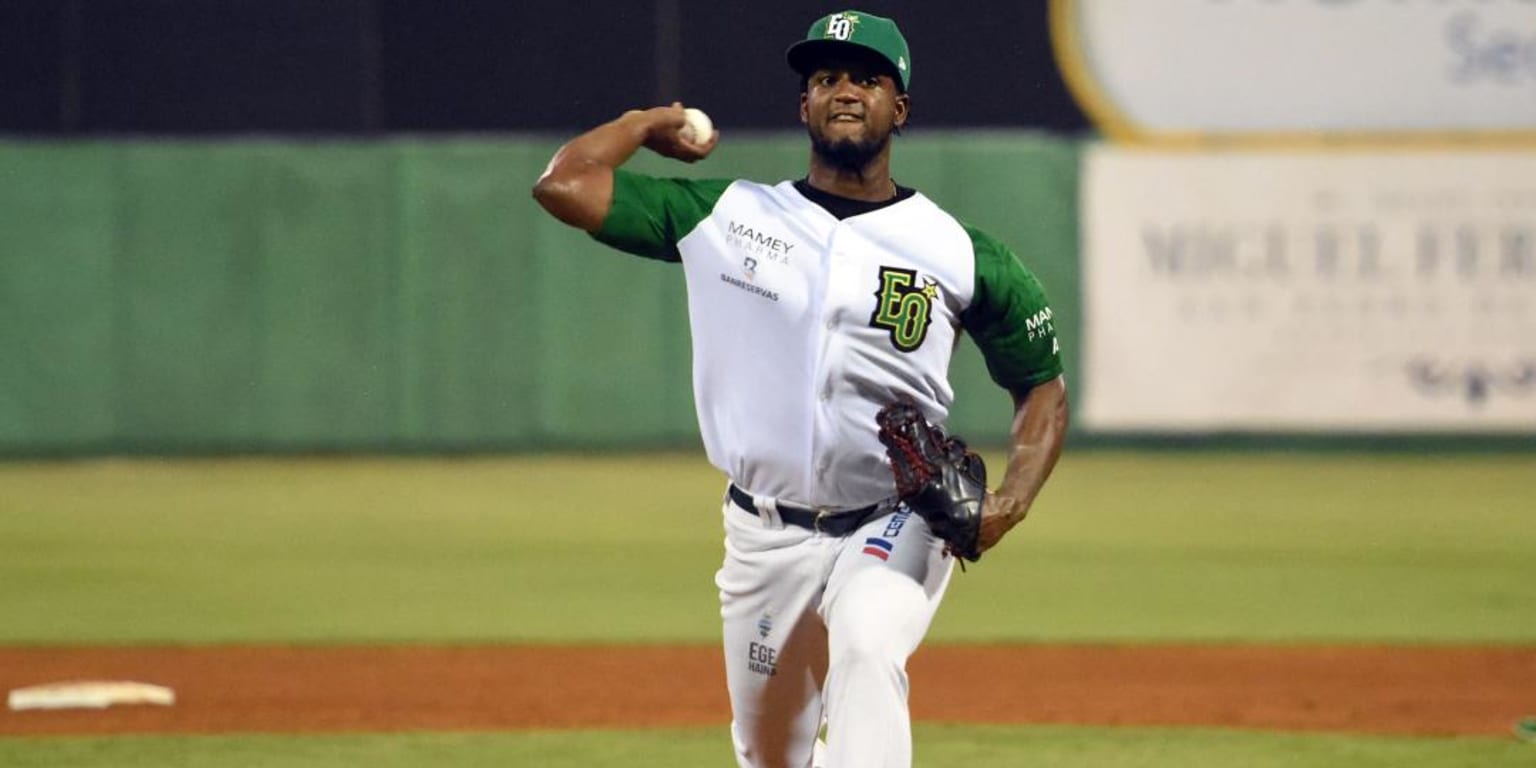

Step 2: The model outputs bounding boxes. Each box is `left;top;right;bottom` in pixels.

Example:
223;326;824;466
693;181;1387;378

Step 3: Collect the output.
0;135;1080;455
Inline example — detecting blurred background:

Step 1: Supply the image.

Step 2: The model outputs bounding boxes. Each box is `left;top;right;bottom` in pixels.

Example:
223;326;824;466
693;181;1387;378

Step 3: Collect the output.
0;0;1087;135
0;0;1097;456
6;0;1530;456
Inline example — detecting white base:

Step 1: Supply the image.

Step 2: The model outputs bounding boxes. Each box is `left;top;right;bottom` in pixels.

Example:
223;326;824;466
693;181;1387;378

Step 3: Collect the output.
8;681;176;711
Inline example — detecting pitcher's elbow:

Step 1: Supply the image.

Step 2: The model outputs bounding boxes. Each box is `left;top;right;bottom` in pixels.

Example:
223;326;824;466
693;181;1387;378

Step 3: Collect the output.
531;173;570;210
532;174;587;227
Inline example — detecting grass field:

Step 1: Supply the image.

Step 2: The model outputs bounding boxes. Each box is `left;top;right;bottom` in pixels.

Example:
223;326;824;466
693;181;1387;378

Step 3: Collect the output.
1;725;1530;768
2;451;1534;766
3;451;1532;644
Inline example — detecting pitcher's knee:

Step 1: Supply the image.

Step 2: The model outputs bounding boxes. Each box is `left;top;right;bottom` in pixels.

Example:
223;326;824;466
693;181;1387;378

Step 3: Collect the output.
829;631;909;687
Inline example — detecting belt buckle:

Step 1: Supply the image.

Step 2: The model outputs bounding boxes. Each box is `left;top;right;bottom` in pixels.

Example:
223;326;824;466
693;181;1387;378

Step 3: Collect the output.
813;507;832;534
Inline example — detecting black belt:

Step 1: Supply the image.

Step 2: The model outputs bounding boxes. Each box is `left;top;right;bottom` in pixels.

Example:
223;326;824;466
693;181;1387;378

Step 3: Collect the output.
728;484;882;536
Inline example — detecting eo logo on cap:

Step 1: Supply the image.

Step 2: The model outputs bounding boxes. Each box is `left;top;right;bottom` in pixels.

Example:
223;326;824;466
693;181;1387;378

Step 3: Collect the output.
826;12;858;40
786;9;912;91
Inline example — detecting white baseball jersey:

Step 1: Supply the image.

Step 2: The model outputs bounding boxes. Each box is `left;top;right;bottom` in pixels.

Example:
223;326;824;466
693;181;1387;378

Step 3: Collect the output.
594;170;1062;509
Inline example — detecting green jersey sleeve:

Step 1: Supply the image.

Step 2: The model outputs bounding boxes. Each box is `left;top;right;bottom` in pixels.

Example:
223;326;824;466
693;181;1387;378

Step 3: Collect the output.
959;224;1065;392
590;169;734;262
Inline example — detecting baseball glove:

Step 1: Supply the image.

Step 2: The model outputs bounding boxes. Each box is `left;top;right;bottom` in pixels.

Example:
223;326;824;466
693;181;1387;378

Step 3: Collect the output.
875;399;987;562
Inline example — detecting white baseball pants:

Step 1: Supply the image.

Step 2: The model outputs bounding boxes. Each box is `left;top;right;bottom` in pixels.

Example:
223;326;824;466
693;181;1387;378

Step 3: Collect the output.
715;490;954;768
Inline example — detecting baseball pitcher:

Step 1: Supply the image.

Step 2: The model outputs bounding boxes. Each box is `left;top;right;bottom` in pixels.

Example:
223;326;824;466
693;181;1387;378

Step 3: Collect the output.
533;9;1068;767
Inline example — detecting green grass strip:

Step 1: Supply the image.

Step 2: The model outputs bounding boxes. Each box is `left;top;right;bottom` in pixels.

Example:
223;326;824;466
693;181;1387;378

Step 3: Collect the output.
2;452;1533;644
2;724;1532;768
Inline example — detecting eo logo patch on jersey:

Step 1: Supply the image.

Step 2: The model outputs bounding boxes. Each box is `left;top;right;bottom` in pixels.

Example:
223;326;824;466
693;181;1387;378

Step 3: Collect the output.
870;266;937;353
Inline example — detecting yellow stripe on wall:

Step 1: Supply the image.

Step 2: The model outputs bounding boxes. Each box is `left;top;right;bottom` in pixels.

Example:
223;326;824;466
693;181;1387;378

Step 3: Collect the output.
1046;0;1536;151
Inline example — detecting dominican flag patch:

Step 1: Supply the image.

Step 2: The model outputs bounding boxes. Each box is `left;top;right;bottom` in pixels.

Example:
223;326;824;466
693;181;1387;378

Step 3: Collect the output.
862;537;894;561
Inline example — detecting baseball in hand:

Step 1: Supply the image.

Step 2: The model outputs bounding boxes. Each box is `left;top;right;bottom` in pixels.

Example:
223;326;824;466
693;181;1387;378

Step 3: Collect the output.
680;107;714;145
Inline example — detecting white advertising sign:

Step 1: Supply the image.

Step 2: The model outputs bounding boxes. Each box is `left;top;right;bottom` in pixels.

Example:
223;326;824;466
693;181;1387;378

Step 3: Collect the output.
1054;0;1536;140
1082;146;1536;432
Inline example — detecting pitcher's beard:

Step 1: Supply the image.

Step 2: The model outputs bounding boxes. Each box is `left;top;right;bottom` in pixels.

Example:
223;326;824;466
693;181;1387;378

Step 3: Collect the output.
809;129;889;174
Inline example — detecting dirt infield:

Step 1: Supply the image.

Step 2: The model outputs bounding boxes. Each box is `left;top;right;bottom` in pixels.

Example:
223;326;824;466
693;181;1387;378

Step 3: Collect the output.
3;645;1533;738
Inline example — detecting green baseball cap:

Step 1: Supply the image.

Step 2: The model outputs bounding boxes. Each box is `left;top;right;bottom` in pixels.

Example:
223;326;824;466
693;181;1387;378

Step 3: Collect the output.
786;10;911;92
